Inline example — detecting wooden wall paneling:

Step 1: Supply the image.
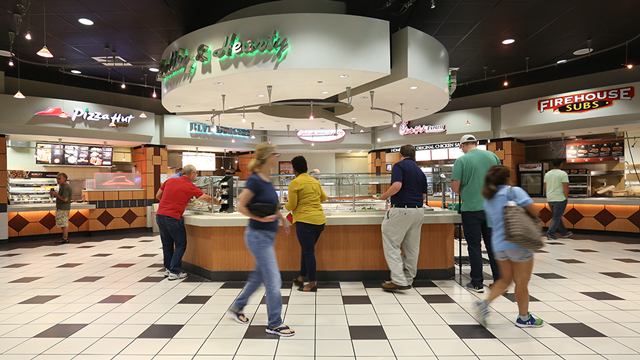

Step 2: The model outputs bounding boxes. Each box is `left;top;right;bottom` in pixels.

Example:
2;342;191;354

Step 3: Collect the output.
0;171;7;187
184;226;255;271
19;211;50;223
119;191;133;200
130;217;147;228
0;155;6;171
145;148;154;160
605;205;640;218
417;224;454;269
0;138;6;154
574;217;605;231
8;227;18;237
160;148;168;160
104;191;119;201
106;218;129;230
605;219;640;233
146;187;155;199
152;155;162;166
89;219;106;231
132;207;147;217
132;190;145;200
89;209;105;219
107;208;128;218
20;222;49;236
572;204;604;218
50;225;63;234
83;191;104;201
161;161;168;174
562;218;574;229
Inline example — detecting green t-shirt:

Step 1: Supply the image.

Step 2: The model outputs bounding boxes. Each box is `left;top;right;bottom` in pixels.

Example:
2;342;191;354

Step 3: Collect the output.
56;183;73;210
544;169;569;202
452;149;501;212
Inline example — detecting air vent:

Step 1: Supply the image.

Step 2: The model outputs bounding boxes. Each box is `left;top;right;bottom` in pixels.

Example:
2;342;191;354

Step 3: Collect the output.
91;56;132;67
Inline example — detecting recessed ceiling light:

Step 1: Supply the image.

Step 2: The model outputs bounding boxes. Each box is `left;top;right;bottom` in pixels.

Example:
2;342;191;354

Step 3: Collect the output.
228;106;233;108
573;48;593;56
317;80;323;83
175;105;182;108
424;109;429;111
257;94;265;97
383;121;389;124
78;18;94;26
260;127;264;129
339;74;349;78
557;59;567;64
274;120;280;122
361;96;368;99
321;91;329;94
149;67;159;72
410;86;418;90
351;117;356;120
214;82;224;85
502;39;515;45
415;107;419;109
70;70;81;74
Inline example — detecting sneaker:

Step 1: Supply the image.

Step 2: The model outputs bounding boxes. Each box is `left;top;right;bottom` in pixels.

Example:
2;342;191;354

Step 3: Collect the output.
560;231;573;238
55;239;69;245
164;269;170;277
466;282;484;293
515;312;544;328
474;300;490;326
546;235;558;240
168;272;188;281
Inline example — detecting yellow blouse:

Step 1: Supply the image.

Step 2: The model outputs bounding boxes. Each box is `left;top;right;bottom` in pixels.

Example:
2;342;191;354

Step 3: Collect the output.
284;173;327;225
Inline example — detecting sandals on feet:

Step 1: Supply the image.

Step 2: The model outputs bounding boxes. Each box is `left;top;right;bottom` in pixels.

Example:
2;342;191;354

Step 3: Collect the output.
293;278;304;287
297;285;317;292
227;309;249;324
266;324;295;337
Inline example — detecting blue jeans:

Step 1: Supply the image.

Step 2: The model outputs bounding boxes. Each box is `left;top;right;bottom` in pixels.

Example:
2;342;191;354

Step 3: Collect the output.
156;214;187;274
296;222;325;282
232;227;283;329
548;200;568;237
461;210;500;287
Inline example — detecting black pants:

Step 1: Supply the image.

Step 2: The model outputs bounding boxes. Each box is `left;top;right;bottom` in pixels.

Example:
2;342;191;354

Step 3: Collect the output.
296;222;325;282
461;211;500;287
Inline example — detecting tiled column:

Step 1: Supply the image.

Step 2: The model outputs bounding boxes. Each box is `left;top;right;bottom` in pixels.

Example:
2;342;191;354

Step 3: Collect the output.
487;140;525;185
131;145;167;204
0;135;7;241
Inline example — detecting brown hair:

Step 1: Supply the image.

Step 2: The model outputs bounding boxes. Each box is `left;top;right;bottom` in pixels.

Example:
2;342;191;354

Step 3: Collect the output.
482;165;510;200
248;142;277;173
400;144;416;159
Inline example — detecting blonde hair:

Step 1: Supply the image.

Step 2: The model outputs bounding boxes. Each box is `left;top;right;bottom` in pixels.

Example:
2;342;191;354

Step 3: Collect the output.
249;142;277;173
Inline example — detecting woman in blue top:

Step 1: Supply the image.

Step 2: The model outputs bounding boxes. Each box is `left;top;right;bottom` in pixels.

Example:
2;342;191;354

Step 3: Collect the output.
475;165;544;328
227;142;294;337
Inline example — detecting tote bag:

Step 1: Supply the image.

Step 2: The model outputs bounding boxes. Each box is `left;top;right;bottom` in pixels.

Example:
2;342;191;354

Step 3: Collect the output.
503;187;545;250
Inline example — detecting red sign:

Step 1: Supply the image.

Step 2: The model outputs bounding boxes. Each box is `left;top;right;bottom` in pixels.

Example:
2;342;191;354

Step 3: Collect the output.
538;86;634;113
399;122;446;136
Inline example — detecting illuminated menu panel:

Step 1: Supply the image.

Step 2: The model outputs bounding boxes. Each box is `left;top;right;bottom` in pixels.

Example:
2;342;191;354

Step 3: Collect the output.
36;143;112;166
182;152;217;171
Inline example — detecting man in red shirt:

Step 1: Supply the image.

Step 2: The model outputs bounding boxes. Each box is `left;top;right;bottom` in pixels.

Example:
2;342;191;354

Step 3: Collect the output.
156;164;212;280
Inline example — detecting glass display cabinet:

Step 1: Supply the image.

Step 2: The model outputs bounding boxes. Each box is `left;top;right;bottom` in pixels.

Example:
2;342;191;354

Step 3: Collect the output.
190;176;240;213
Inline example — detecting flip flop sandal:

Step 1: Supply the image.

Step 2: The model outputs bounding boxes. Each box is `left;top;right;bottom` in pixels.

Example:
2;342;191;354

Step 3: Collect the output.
227;309;249;324
293;278;304;287
297;285;317;292
266;325;295;337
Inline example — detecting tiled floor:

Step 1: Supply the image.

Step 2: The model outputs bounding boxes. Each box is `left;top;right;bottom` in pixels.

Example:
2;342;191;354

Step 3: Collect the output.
1;233;640;359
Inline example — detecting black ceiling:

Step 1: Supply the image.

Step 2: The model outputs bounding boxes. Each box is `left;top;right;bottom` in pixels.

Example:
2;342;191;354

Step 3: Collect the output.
1;0;639;101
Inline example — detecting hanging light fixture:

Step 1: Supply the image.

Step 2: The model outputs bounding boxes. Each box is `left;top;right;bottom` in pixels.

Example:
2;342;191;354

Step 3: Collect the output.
392;114;397;128
37;0;53;58
465;120;471;126
503;75;509;87
242;105;246;123
251;122;256;139
139;112;147;118
309;101;314;120
120;73;126;89
231;136;235;143
152;87;157;98
624;42;633;69
25;9;31;40
14;53;25;99
8;58;13;66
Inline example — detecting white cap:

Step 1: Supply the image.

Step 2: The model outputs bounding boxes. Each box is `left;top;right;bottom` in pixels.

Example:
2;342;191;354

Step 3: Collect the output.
459;134;477;146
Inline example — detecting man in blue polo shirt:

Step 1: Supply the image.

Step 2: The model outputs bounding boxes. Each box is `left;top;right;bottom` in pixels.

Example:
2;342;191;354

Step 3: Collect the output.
379;145;428;291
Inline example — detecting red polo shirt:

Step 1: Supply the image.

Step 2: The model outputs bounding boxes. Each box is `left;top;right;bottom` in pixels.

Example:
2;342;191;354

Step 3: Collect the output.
156;176;204;220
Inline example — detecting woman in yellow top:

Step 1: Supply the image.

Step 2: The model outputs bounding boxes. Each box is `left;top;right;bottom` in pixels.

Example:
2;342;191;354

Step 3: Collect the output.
285;156;327;292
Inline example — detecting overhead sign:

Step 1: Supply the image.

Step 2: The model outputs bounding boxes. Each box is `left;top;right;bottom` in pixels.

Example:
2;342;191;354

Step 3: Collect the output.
399;122;446;136
159;30;289;79
390;141;460;152
538;86;635;113
36;143;113;166
35;107;135;127
566;140;624;163
297;129;346;142
188;122;251;137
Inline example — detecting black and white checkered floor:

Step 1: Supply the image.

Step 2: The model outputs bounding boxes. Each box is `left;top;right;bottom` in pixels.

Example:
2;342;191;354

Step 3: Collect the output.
1;233;640;360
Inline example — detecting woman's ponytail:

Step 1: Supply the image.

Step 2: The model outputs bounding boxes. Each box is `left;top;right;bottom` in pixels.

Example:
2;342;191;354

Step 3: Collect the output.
482;165;510;200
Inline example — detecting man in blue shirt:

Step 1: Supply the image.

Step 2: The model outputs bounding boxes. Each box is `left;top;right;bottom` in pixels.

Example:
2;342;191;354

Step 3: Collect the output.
379;145;428;291
170;172;182;179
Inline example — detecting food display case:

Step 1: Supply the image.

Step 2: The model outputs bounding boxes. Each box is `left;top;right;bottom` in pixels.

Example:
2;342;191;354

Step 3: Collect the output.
190;176;241;213
7;171;59;204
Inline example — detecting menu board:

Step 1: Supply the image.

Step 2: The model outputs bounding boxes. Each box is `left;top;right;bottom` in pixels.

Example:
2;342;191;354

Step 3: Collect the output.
36;143;112;166
566;140;624;163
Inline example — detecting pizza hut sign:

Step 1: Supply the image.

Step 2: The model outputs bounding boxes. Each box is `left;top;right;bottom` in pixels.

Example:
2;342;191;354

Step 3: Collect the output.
538;86;635;114
35;107;134;127
297;129;346;142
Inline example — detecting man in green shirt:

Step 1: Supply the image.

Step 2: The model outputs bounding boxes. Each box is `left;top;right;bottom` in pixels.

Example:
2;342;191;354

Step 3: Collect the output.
452;134;502;293
544;158;572;240
50;172;72;245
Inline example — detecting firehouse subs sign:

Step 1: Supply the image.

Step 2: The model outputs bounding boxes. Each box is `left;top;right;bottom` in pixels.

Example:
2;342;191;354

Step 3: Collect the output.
399;122;446;136
538;86;635;113
159;30;289;79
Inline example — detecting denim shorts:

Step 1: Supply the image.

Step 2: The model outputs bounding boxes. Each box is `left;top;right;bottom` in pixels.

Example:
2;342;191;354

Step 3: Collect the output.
494;249;534;262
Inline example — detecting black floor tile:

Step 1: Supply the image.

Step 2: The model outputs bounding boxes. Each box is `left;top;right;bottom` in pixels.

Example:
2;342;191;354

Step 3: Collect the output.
111;263;135;268
261;296;289;305
281;281;293;289
342;296;371;305
19;295;60;304
534;273;567;279
551;323;607;337
74;276;104;282
10;277;42;283
614;258;640;263
76;246;94;248
139;277;165;283
546;242;565;245
576;249;599;252
412;279;437;287
221;281;246;289
99;295;136;303
92;253;112;257
119;246;135;249
45;253;67;257
600;272;636;279
581;292;625;301
179;296;212;304
57;263;82;268
35;324;87;338
558;259;585;264
139;254;158;257
624;249;640;252
3;263;30;268
181;274;209;283
423;294;456;303
148;263;164;267
138;324;184;338
363;280;384;288
243;325;276;339
349;325;387;340
535;250;549;253
139;240;154;242
0;253;20;257
316;281;341;288
503;293;539;302
449;324;495;339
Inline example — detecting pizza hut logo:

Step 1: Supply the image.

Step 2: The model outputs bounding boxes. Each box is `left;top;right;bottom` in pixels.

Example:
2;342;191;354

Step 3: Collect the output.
538;86;634;113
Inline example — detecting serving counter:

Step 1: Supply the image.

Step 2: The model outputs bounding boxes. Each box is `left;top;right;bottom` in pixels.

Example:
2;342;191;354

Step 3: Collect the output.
531;197;640;233
182;209;461;281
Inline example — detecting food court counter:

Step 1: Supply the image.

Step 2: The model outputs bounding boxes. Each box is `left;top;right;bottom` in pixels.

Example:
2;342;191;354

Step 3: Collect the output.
181;209;461;281
530;197;640;233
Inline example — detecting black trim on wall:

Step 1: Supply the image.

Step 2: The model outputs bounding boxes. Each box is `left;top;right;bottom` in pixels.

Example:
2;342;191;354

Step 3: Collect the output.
0;204;7;213
89;199;154;208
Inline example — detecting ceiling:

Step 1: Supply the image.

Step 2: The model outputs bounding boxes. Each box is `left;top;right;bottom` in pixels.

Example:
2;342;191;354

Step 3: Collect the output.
1;0;639;107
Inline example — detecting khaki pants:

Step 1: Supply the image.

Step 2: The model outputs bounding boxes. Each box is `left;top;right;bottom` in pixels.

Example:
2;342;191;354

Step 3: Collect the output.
381;207;424;286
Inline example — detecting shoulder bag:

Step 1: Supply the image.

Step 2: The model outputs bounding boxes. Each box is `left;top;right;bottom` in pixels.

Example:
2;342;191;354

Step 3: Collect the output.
503;187;545;250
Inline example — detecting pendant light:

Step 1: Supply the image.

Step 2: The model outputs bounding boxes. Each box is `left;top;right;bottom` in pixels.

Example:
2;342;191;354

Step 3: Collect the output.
152;86;157;98
140;74;148;117
309;101;314;120
242;105;246;123
37;0;53;58
14;53;25;99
